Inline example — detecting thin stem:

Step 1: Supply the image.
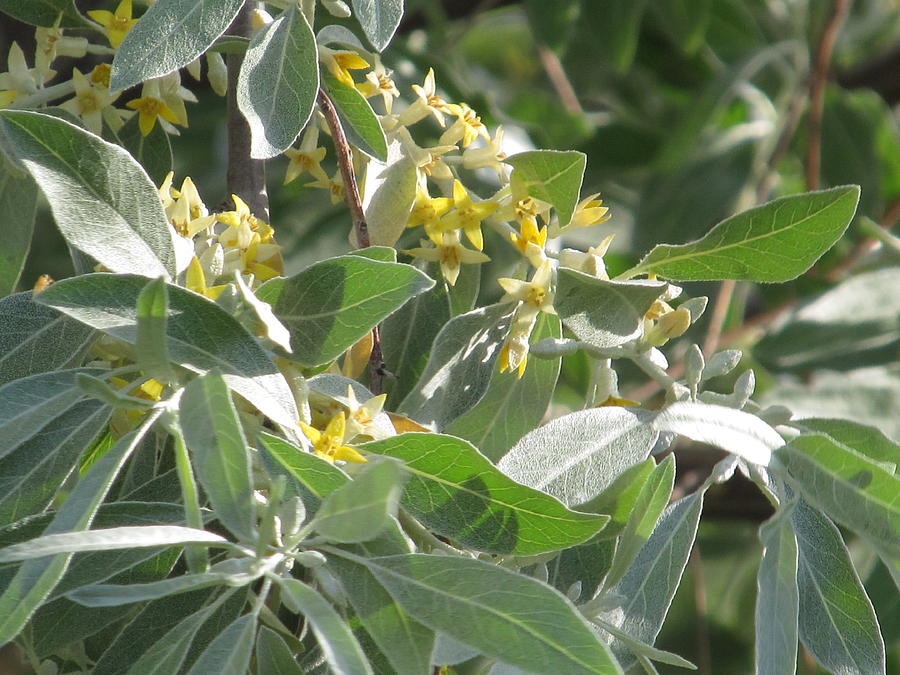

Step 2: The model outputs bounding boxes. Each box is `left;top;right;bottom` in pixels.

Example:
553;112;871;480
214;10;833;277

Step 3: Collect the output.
701;278;735;357
172;427;209;573
536;43;582;115
805;0;852;191
10;80;75;109
318;87;388;394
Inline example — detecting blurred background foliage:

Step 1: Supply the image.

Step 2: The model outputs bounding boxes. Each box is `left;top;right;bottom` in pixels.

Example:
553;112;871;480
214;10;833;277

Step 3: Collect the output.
2;1;898;672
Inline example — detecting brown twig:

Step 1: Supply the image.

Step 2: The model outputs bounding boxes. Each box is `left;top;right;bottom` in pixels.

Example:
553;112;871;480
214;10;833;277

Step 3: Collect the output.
317;88;386;394
225;2;268;219
701;279;736;357
805;0;852;191
537;43;583;115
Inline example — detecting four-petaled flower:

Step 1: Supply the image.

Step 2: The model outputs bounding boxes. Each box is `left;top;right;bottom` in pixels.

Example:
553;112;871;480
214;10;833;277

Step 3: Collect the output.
88;0;139;48
437;179;499;251
300;412;367;464
319;46;369;88
404;230;490;286
406;184;453;243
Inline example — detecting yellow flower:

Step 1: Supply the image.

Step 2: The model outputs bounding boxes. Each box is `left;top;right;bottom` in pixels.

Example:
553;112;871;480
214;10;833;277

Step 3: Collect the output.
185;256;227;300
356;59;399;113
343;386;390;441
462;126;507;179
300;412;367;464
509;217;548;267
319;46;369;87
440;102;489;148
126;79;182;136
437;180;499;251
398;68;452;127
497;260;556;315
217;193;275;242
0;42;39;101
284;146;327;184
551;193;611;236
642;302;691;347
406;184;453;242
306;170;345;205
404;230;490;286
88;0;139;48
60;68;118;136
166;176;216;238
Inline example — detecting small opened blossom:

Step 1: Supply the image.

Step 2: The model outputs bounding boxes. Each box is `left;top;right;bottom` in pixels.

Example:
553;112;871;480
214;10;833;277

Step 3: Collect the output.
404;229;490;286
35;27;87;81
284;125;328;184
406;184;453;243
462;126;508;180
300;412;367;464
356;58;400;113
497;261;556;378
441;102;490;148
509;217;548;268
343;386;390;441
185;256;227;300
126;79;182;136
437;179;499;251
319;46;369;87
88;0;139;48
642;299;691;347
307;170;345;205
0;42;39;104
60;67;118;136
398;68;452;127
550;192;611;237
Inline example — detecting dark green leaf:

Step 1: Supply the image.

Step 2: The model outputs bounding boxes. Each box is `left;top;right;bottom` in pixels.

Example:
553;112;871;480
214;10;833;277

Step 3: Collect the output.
556;269;666;349
445;313;562;462
755;504;799;675
115;111;174;186
0;110;182;279
499;407;657;507
365;553;621;674
278;578;373;674
237;4;318;158
181;372;255;542
591;0;647;72
792;500;885;675
398;303;513;429
36;273;298;427
351;0;403;51
186;613;256;675
136;277;177;383
577;458;656;537
651;0;711;54
0;0;85;27
0;167;37;296
0;293;95;386
256;625;302;675
0;420;157;642
777;434;900;557
505;150;586;227
360;433;608;555
258;431;348;512
321;71;388;161
110;0;244;91
312;459;405;543
627;186;861;282
523;0;581;52
256;254;432;367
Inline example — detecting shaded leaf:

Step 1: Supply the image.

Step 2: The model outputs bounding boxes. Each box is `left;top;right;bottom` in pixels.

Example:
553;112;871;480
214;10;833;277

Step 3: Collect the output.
322;70;388;161
0;0;85;27
351;0;403;51
115;111;174;186
256;625;302;675
0;167;38;296
505;150;586;227
186;613;256;675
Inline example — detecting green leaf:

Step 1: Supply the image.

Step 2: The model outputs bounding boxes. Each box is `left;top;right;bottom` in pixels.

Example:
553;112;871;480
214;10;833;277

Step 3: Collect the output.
0;110;183;279
398;303;513;429
312;459;406;544
0;168;37;296
577;458;656;537
792;500;886;675
0;0;85;27
237;4;319;158
256;626;302;675
0;293;95;386
626;186;861;282
754;268;900;372
0;418;157;642
651;0;711;54
278;578;373;674
363;155;418;247
591;0;647;72
593;491;704;669
136;277;177;383
755;504;799;675
321;71;389;161
258;431;348;512
445;313;562;461
603;454;675;590
327;535;434;675
380;264;450;405
0;526;225;562
0;398;110;522
652;401;783;466
777;434;900;557
363;553;621;674
791;418;898;471
555;270;666;348
187;613;257;675
498;407;658;507
351;0;403;51
360;433;609;555
504;150;587;227
181;372;256;542
523;0;581;52
590;617;697;670
256;254;432;368
110;0;244;91
115;111;174;186
36;273;298;428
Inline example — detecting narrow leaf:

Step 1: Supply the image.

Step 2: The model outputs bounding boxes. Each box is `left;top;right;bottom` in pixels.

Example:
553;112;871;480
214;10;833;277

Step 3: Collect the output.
136;276;177;382
181;372;256;542
256;626;302;675
110;0;244;90
627;186;861;282
792;500;885;675
256;254;432;367
187;613;257;675
792;417;899;470
278;578;373;675
365;553;621;674
360;433;609;555
321;70;388;161
555;270;666;349
504;150;587;226
0;110;180;279
499;407;658;507
0;0;85;27
0;167;38;296
312;459;406;543
237;4;319;158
